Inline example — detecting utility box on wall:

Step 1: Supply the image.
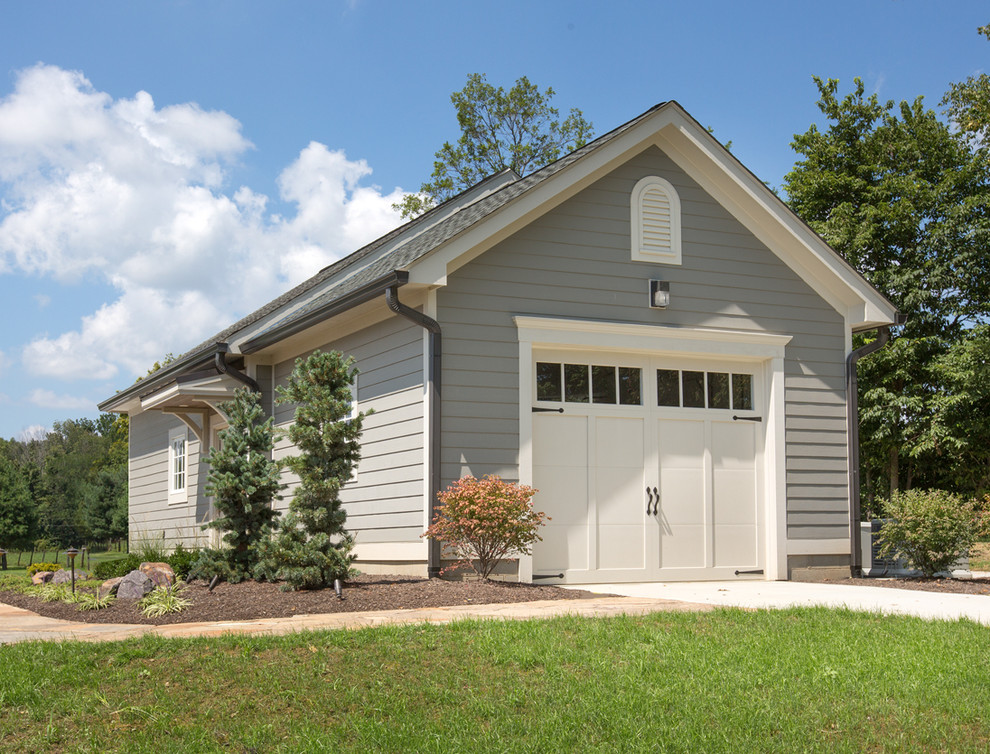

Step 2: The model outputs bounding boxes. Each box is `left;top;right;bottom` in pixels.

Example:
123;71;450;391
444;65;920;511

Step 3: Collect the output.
860;520;970;578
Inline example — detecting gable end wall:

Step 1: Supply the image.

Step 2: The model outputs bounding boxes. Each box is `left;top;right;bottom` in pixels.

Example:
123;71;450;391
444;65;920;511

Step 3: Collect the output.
437;146;849;550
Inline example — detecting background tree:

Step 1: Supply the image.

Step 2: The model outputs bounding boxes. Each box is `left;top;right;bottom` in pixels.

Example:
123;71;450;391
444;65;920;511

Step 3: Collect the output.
204;388;283;578
255;350;363;590
1;414;129;551
0;452;37;552
395;73;593;218
941;24;990;151
784;74;990;503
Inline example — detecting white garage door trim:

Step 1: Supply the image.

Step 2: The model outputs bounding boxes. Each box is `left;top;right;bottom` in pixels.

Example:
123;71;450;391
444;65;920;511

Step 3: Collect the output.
514;315;791;582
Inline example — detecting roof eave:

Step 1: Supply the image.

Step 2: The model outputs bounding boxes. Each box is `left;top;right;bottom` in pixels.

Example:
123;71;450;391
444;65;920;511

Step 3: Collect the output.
239;269;409;355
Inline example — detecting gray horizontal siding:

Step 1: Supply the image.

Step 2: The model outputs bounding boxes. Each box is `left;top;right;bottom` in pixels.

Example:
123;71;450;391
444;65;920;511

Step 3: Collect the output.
273;314;425;544
128;410;211;550
438;144;849;541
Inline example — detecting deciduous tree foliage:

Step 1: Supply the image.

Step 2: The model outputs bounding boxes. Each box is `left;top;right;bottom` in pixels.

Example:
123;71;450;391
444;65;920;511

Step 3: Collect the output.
784;71;990;502
0;414;129;548
255;350;363;589
204;388;283;578
0;452;36;551
395;73;593;218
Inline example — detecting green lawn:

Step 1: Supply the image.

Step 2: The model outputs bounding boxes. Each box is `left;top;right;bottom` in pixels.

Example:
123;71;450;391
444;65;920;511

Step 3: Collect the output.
0;549;128;573
1;608;987;753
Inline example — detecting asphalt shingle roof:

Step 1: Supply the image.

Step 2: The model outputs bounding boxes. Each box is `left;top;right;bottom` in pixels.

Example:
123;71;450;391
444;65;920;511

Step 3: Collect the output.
100;103;668;409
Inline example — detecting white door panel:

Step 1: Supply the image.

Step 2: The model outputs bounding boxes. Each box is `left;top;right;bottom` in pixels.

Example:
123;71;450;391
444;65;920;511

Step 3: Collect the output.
531;353;765;582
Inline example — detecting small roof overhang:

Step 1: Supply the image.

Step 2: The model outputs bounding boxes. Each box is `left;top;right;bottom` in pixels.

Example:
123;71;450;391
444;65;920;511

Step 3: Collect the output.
138;370;244;444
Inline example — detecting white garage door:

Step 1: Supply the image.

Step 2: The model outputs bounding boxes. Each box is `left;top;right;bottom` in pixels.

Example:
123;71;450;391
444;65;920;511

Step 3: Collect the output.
531;352;764;583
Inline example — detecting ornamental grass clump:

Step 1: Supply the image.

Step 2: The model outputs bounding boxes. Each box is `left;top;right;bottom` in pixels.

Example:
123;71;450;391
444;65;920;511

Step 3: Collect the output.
876;489;987;577
139;581;192;617
424;475;547;580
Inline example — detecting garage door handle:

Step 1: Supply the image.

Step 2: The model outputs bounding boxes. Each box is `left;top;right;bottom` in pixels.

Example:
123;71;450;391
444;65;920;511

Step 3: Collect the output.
646;486;653;514
652;486;660;516
733;415;762;422
532;407;564;413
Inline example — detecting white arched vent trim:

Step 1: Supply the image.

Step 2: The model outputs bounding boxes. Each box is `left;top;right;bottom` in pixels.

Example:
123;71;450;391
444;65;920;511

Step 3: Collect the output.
631;175;682;265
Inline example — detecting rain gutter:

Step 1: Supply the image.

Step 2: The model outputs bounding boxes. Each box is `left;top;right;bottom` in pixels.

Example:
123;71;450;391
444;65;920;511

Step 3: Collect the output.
385;285;442;579
847;317;903;576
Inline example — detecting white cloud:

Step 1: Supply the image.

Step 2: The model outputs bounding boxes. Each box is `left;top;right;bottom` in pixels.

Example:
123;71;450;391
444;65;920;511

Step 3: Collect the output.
27;388;94;411
0;65;407;382
17;424;49;442
34;293;50;308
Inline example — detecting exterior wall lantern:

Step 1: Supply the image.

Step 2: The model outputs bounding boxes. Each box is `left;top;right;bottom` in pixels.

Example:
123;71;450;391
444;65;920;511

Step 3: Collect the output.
66;547;79;594
649;279;670;309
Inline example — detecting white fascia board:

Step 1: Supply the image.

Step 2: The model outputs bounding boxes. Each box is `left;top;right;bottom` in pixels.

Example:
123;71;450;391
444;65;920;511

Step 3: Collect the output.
408;110;683;287
408;102;896;331
140;383;181;411
514;316;792;360
655;120;898;329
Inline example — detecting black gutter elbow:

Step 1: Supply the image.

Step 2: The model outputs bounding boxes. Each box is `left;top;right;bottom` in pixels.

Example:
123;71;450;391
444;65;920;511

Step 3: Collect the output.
385;286;442;579
215;342;261;392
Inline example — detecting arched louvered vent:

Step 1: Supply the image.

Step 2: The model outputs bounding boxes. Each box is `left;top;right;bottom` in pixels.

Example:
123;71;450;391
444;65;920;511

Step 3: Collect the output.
632;175;682;265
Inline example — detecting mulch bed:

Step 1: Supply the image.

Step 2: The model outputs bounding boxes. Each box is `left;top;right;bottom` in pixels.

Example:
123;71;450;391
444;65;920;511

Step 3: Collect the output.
825;576;990;596
0;574;603;626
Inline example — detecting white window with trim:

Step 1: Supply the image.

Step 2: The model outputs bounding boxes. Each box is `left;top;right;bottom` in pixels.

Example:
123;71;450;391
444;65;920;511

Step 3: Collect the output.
631;175;682;265
168;426;188;503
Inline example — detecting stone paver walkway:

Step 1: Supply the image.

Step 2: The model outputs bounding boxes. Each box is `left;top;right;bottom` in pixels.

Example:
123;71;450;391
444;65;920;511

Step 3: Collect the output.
0;596;711;645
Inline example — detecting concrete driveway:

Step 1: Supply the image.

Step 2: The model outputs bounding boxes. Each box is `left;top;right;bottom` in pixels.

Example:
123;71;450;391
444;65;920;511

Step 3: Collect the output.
564;579;990;626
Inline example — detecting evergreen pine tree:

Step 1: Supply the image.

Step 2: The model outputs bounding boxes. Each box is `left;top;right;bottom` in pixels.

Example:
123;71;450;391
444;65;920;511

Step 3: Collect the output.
254;350;363;590
204;387;283;578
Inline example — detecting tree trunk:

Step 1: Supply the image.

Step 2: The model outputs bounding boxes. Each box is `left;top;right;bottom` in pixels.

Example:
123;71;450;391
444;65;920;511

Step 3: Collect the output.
28;547;34;566
889;446;899;498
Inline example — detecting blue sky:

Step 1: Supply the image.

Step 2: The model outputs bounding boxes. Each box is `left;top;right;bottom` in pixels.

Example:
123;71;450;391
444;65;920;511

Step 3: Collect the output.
0;0;986;441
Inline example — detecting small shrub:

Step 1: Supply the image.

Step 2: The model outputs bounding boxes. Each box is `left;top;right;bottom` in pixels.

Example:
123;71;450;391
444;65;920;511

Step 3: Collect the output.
76;591;116;611
139;581;192;617
166;543;198;580
26;562;62;577
423;475;547;580
876;489;988;577
93;554;141;580
188;548;241;584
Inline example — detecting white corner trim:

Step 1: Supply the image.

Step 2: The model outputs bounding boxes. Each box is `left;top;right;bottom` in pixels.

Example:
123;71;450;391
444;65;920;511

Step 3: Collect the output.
786;538;851;556
766;357;788;579
517;338;535;583
514;316;791;360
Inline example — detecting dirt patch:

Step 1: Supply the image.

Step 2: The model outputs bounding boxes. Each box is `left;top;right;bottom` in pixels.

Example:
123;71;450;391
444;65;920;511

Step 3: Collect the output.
0;574;604;625
825;576;990;596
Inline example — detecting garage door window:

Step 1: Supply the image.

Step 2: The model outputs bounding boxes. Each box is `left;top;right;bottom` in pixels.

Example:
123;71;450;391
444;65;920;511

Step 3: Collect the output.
537;362;642;405
656;369;753;410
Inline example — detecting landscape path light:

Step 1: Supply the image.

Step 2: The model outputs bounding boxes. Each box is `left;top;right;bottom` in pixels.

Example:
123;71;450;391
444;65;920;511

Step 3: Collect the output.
66;547;79;594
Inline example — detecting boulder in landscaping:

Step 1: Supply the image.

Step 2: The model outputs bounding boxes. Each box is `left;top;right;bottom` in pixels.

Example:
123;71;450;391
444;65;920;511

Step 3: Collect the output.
31;571;54;585
52;569;91;584
100;577;124;598
140;562;176;588
117;570;154;600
